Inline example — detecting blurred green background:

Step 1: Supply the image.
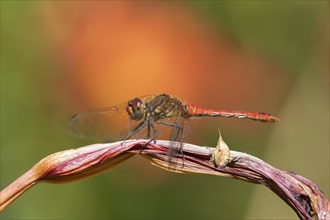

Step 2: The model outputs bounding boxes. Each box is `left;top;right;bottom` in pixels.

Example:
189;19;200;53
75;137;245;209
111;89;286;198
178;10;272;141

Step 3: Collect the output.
1;1;328;219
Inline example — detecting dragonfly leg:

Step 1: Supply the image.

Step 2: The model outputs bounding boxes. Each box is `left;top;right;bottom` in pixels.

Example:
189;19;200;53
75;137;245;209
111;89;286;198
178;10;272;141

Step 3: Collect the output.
139;121;159;154
150;122;158;138
146;122;158;144
123;119;149;140
177;127;185;168
156;120;182;128
156;120;185;168
156;120;184;142
147;123;151;139
140;123;149;154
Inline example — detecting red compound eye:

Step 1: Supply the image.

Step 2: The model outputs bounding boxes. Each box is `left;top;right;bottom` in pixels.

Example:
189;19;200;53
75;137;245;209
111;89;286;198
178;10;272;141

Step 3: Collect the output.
126;98;145;120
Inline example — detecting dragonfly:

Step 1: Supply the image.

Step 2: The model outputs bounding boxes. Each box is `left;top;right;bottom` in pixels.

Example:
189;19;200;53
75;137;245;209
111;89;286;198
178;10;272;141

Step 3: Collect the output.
68;93;279;153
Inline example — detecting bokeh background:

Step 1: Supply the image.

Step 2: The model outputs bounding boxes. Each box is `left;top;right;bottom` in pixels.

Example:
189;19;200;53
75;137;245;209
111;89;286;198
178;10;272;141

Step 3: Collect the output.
1;1;328;219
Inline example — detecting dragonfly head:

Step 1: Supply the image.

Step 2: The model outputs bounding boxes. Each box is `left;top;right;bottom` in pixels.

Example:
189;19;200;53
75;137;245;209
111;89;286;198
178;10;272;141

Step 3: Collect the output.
126;98;146;121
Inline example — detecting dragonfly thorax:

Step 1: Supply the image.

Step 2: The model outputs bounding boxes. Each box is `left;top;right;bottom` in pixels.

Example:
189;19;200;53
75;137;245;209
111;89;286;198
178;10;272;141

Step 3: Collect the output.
147;94;185;120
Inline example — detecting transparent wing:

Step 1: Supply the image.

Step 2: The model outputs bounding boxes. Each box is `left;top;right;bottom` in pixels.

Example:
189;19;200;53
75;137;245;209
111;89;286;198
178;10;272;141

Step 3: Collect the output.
67;95;157;141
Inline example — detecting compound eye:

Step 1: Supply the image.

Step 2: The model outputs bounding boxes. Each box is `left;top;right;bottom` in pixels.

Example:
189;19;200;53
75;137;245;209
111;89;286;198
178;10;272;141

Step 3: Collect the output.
126;105;133;114
136;101;141;110
126;98;145;121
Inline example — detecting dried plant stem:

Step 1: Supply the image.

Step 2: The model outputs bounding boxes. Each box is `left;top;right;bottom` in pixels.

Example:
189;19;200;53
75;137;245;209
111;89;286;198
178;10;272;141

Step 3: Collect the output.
0;138;329;220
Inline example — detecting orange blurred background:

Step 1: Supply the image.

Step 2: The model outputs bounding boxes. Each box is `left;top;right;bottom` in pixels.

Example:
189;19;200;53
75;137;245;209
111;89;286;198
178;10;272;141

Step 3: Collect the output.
1;1;328;219
47;2;289;142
